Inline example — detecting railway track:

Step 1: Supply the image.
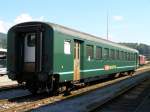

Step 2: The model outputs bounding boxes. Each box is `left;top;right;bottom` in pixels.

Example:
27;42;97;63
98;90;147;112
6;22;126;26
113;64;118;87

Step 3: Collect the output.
0;75;131;112
0;84;22;92
0;67;149;112
93;77;150;112
0;66;149;112
0;84;31;108
32;69;150;112
0;93;50;111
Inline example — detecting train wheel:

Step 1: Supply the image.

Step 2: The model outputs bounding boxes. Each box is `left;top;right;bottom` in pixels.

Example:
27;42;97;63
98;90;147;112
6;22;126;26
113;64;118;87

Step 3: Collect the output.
17;80;23;85
26;81;38;94
108;74;116;79
129;71;134;76
48;74;60;96
114;73;120;78
52;74;60;95
63;81;72;96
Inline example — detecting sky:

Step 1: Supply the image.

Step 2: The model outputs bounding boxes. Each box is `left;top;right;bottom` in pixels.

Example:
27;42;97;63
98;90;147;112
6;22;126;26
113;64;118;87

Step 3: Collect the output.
0;0;150;45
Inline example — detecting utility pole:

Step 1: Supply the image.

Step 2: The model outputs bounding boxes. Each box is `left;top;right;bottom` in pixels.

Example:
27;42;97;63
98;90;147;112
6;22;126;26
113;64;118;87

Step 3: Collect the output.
106;11;109;40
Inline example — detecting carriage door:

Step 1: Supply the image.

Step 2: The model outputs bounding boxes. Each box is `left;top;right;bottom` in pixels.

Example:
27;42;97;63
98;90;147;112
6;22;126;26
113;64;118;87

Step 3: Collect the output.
24;32;42;72
24;33;36;72
74;41;80;80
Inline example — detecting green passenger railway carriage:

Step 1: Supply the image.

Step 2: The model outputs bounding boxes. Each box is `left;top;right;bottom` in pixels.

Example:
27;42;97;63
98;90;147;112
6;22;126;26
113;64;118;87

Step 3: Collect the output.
7;22;139;94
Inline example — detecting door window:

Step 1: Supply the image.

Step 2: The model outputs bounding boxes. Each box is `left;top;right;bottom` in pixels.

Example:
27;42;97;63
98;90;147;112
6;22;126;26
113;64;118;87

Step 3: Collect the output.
27;33;35;47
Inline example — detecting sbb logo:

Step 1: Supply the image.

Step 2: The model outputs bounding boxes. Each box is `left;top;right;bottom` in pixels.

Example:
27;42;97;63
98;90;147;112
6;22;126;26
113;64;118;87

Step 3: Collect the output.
104;65;110;70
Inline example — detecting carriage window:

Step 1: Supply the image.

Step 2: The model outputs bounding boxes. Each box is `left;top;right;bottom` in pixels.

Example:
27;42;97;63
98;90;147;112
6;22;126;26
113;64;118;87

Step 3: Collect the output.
110;49;115;59
104;48;109;59
128;53;130;61
86;45;94;60
123;52;126;60
134;53;137;60
116;50;119;59
64;40;71;55
120;51;124;60
125;52;127;60
126;53;129;61
131;53;133;61
96;46;102;59
130;53;133;61
27;33;35;47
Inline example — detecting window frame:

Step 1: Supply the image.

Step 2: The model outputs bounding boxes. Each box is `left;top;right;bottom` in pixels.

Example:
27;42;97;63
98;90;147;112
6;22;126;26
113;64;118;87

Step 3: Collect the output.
96;46;102;60
110;49;115;60
86;44;94;60
116;50;119;60
104;48;109;59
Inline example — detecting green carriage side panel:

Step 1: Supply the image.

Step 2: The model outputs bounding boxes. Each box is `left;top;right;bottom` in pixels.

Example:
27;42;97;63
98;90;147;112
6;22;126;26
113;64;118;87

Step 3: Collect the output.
53;31;74;82
78;40;137;78
45;22;138;82
49;24;138;81
48;22;139;82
